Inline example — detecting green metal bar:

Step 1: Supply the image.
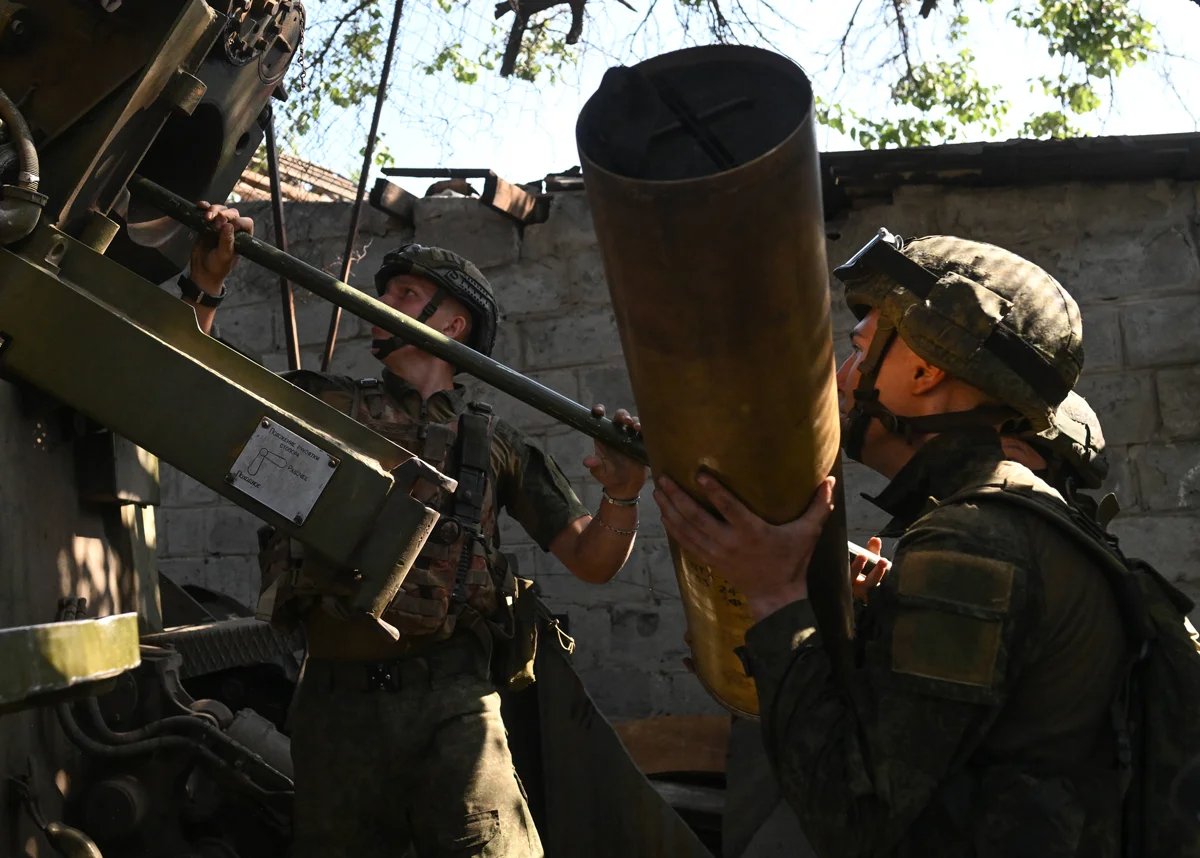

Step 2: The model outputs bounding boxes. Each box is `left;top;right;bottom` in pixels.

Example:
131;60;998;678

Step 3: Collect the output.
0;614;140;713
128;176;649;465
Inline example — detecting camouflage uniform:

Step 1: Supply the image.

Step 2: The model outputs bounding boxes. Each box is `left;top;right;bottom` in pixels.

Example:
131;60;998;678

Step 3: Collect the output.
722;230;1143;856
744;430;1129;857
284;369;587;858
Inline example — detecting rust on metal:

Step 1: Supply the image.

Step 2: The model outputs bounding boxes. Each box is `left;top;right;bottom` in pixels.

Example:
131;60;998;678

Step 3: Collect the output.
577;45;853;716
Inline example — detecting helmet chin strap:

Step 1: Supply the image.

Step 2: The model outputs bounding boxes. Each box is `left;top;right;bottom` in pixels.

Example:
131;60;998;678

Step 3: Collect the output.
843;315;1027;462
370;288;448;362
843;316;898;463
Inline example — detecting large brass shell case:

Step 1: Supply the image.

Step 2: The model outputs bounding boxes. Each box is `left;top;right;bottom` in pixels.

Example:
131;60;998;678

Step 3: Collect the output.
577;46;851;716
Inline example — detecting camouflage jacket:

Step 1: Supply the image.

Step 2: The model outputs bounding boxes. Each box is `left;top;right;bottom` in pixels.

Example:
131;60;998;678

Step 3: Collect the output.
744;431;1130;858
282;369;588;642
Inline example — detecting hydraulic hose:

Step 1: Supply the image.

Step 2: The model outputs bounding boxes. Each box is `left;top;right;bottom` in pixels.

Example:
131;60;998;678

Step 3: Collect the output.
0;85;46;244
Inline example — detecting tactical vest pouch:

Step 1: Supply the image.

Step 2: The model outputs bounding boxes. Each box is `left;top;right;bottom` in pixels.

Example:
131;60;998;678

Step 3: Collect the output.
489;560;539;692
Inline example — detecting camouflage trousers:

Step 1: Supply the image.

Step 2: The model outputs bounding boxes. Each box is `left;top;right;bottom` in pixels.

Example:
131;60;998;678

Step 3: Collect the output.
290;647;543;858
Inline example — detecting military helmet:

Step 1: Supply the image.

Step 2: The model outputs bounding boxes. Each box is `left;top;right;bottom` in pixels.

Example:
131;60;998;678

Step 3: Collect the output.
1026;390;1109;489
835;228;1083;431
374;244;499;356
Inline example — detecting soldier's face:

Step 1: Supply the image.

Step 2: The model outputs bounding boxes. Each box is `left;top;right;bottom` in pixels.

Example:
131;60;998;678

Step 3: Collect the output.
835;309;929;473
376;274;440;327
836;309;879;419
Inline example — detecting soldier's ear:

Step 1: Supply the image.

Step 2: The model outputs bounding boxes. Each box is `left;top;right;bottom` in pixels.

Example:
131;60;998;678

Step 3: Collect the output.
443;312;470;344
911;359;947;394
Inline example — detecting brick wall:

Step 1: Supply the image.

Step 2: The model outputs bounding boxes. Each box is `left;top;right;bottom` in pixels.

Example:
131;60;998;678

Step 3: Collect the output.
157;177;1200;719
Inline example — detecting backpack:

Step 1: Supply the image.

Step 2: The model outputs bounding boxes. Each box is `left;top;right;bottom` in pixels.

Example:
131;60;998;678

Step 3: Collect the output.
945;483;1200;858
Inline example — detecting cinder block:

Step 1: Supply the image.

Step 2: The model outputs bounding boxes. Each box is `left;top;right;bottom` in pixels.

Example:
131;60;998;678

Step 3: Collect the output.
487;259;572;316
1098;446;1140;513
519;191;596;260
565;247;610;305
163;507;211;558
488;318;523;369
577;365;636;414
1109;512;1200;582
1080;304;1122;371
1065;181;1193;234
558;604;612;670
1074;371;1158;446
1130;443;1200;512
536;564;653;609
1158;366;1200;441
1066;228;1198;305
206;505;267;555
519;309;623;371
1123;294;1200;369
158;554;259;611
213;302;276;357
414;197;520;269
580;665;669;718
288;298;365;348
631;539;681;601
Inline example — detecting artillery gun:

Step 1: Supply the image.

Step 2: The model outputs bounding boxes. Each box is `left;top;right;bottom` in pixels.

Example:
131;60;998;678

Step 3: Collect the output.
0;3;839;852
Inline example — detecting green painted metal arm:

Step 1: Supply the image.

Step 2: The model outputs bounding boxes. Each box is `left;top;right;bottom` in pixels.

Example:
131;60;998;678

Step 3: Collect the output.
0;614;140;714
0;228;449;630
127;176;649;465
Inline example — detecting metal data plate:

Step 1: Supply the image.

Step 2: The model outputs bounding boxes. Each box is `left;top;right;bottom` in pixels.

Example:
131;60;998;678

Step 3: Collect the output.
228;418;339;524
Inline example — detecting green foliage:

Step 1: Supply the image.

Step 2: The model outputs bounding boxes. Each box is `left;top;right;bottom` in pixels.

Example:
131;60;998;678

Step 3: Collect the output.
422;41;489;84
817;0;1157;147
1005;0;1155;138
1020;110;1081;138
507;19;577;84
282;0;1164;158
818;49;1008;149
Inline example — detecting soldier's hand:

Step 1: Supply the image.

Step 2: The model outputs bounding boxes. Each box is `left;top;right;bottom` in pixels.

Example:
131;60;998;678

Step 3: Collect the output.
584;404;648;501
654;474;836;620
190;202;254;295
851;535;890;605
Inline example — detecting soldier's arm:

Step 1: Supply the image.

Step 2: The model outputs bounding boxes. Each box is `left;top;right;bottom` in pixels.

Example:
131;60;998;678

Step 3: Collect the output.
743;506;1033;857
184;202;254;335
547;406;648;583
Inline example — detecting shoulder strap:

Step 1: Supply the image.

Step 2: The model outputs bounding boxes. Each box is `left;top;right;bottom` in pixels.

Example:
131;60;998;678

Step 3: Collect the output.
347;377;385;420
351;377;386;420
449;403;495;604
941;484;1154;646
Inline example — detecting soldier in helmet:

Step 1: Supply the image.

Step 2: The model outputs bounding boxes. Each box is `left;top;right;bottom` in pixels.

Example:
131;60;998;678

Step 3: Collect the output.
185;204;647;858
654;230;1131;856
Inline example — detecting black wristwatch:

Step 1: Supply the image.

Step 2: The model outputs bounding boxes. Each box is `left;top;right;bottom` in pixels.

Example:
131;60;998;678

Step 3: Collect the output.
178;273;227;307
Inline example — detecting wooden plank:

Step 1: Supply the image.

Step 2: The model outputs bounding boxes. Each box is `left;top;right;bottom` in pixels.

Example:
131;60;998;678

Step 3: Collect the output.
612;714;731;775
482;172;550;224
369;178;416;226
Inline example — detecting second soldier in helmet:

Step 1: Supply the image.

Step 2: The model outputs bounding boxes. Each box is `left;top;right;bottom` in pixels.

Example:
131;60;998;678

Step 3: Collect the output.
184;204;647;858
655;230;1131;856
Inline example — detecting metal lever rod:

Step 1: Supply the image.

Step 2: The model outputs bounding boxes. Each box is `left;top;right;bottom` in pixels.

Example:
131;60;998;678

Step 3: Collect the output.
128;176;648;463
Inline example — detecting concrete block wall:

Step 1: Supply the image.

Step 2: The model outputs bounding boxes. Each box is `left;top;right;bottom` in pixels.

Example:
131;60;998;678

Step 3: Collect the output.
157;177;1200;719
